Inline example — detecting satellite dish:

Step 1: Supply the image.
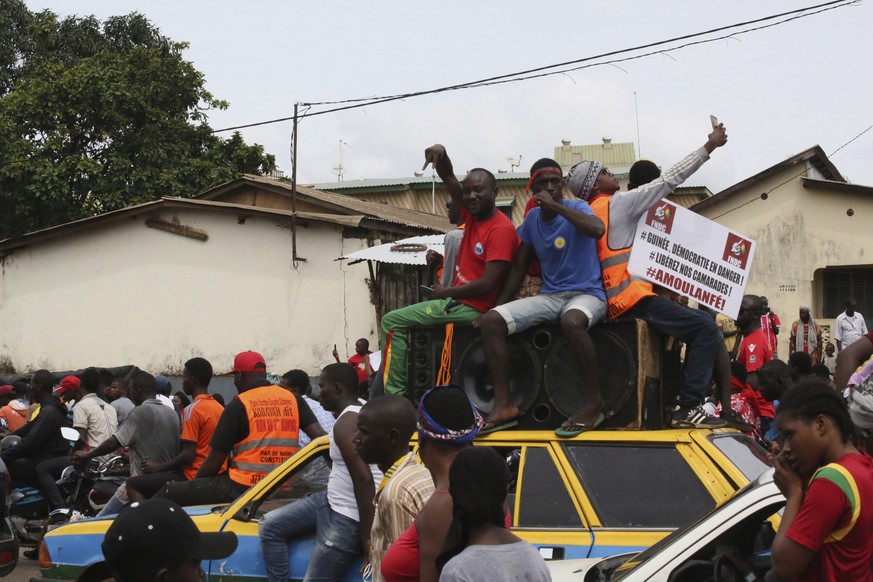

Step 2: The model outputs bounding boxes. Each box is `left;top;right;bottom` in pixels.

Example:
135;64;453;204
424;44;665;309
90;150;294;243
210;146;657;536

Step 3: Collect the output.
414;171;425;177
505;155;522;172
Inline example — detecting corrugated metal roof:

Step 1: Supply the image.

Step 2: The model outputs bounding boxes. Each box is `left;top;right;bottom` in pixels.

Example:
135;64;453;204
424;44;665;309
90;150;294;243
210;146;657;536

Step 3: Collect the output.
340;234;445;265
199;174;452;233
307;171;532;192
0;197;368;252
554;140;637;171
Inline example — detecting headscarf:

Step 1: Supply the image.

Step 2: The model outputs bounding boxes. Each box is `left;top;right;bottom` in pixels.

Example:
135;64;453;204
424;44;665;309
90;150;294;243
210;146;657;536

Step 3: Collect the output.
567;160;602;201
417;384;483;444
794;305;820;352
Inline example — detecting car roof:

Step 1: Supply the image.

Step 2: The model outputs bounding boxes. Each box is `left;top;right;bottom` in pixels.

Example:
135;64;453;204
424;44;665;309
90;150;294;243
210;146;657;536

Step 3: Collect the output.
471;427;739;443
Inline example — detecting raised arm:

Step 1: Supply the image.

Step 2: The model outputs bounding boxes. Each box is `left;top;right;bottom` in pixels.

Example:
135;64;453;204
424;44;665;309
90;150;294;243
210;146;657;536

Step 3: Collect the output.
423;144;462;205
610;124;728;224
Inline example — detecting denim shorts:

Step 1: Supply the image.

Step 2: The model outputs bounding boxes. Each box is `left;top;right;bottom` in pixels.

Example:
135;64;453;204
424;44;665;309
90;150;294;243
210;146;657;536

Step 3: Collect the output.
492;291;607;335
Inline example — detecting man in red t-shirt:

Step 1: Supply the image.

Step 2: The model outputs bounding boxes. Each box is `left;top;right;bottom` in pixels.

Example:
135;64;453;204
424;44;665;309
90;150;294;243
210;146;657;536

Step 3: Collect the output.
736;294;775;435
379;144;519;398
334;338;373;398
333;338;373;383
759;296;781;356
737;295;774;374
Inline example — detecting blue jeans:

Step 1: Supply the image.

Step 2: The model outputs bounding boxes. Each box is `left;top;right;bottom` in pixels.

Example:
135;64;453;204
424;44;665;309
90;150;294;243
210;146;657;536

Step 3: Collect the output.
625;295;723;408
97;483;127;517
259;491;362;582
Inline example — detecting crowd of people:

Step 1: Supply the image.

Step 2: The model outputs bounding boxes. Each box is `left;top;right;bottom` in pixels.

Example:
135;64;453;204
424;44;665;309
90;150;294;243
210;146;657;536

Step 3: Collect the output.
2;127;873;580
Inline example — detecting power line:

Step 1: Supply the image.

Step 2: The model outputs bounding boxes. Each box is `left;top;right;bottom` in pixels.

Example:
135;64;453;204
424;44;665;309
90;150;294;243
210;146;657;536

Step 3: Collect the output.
0;0;860;172
712;122;873;220
212;0;856;132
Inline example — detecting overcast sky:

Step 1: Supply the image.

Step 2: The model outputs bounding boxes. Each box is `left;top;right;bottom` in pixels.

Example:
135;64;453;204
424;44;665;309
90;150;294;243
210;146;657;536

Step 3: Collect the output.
25;0;873;196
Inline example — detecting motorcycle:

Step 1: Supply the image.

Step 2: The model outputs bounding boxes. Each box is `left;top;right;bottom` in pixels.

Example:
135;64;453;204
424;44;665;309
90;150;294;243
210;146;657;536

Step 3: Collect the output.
55;452;128;521
1;427;128;544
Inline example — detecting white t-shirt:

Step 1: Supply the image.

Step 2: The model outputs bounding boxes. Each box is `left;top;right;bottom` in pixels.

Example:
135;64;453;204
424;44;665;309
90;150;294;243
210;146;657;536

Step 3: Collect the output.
326;402;382;521
836;312;868;350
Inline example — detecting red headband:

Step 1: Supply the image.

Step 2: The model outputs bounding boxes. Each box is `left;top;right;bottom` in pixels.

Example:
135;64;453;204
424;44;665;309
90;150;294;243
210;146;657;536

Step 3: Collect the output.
525;168;564;194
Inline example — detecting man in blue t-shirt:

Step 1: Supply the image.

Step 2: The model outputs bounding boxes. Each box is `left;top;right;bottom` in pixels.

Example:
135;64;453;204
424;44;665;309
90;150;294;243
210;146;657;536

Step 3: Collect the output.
479;158;607;436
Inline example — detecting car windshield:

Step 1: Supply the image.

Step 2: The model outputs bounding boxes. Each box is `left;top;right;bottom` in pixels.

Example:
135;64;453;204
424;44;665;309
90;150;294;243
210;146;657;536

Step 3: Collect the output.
608;480;782;581
707;433;772;482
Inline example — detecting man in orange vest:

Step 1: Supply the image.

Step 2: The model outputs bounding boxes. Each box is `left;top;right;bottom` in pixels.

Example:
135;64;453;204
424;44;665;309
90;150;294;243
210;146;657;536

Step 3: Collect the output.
163;351;326;505
567;125;734;429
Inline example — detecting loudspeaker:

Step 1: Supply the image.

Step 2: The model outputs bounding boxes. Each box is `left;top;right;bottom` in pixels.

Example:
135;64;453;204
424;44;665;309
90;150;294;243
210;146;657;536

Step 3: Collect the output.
406;318;664;430
407;325;541;412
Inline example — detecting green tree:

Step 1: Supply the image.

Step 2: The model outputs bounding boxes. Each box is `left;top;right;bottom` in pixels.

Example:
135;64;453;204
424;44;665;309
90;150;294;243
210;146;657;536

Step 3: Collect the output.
0;2;276;239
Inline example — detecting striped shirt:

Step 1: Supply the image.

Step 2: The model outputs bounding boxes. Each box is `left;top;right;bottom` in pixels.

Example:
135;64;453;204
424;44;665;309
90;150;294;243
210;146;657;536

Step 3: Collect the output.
370;453;434;582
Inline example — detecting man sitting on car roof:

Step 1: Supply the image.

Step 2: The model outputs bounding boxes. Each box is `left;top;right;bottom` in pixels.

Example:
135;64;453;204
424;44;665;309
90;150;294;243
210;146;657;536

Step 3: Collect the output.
379;145;519;400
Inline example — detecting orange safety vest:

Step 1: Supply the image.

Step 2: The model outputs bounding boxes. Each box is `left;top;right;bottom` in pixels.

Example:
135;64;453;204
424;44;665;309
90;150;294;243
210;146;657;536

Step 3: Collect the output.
229;385;301;487
590;195;656;319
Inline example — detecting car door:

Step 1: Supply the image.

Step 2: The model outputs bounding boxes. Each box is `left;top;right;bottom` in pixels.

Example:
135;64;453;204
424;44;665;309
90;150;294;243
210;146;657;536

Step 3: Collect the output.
474;441;595;561
208;442;362;582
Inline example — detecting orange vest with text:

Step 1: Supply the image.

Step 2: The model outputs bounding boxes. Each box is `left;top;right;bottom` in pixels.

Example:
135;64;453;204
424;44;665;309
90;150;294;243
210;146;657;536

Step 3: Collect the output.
229;385;300;487
590;194;656;319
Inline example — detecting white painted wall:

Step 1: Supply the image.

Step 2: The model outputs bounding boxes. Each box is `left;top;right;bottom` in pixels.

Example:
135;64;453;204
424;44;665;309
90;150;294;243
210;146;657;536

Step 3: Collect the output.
698;168;873;348
0;208;378;376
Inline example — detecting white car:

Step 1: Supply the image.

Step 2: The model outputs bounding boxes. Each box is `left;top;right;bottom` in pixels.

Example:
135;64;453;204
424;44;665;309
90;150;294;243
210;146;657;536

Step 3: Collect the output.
548;468;784;582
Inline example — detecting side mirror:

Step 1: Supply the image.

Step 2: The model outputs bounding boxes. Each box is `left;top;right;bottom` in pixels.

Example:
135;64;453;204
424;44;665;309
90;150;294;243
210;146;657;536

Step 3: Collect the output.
61;427;80;442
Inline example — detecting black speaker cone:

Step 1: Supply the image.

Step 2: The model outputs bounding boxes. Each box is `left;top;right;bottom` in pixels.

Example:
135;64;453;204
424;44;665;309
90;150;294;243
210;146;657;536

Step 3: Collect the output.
456;336;541;415
543;328;635;419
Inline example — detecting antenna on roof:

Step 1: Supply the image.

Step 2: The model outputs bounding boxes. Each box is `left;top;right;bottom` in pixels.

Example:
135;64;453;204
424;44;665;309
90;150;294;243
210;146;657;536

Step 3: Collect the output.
634;91;641;157
332;139;350;181
505;155;522;173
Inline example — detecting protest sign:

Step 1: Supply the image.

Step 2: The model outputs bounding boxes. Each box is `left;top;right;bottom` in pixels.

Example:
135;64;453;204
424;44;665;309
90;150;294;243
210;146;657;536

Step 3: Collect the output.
626;199;755;319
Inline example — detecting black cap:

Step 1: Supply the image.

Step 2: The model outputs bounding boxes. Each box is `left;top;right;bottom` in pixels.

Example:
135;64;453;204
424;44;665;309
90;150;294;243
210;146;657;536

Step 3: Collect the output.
101;499;237;582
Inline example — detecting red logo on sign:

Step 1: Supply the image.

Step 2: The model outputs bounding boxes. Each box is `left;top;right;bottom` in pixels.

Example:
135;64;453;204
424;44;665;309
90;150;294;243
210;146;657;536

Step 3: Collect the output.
645;201;676;235
722;233;751;270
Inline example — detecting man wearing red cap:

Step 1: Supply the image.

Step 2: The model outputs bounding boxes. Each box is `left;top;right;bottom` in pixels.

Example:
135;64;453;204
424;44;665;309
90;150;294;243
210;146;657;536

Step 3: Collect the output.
163;351;327;505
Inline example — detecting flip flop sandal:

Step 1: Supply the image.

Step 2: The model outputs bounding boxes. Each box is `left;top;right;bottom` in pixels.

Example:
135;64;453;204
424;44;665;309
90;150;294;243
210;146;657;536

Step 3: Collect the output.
554;412;605;438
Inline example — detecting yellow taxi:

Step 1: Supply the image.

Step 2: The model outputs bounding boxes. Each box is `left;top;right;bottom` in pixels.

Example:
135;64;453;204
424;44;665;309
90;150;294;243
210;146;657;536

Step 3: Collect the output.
35;427;770;581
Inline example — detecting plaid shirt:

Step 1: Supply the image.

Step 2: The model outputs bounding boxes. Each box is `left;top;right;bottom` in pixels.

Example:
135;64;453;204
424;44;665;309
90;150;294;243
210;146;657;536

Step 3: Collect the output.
370;453;434;582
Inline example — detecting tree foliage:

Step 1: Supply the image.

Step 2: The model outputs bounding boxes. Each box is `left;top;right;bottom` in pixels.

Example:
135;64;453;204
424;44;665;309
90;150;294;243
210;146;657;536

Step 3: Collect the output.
0;1;276;239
